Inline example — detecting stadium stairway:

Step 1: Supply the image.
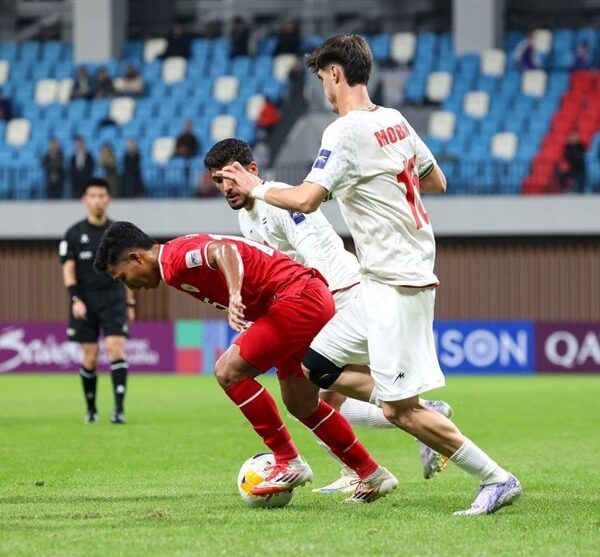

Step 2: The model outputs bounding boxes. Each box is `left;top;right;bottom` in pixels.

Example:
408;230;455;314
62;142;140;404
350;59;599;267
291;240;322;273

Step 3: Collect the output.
523;70;600;194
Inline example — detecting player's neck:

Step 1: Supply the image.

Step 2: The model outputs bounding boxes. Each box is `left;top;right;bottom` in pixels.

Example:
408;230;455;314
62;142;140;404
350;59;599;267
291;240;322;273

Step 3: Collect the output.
337;85;372;116
87;213;108;227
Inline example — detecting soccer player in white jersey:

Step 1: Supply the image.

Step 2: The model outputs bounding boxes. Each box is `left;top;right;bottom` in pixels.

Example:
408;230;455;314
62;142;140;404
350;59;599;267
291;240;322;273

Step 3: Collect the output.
217;34;523;514
204;138;454;492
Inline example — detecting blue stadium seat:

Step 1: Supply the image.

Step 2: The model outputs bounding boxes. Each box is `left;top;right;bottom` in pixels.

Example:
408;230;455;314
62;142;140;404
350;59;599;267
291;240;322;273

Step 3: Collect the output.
300;35;323;55
370;34;391;62
122;40;143;61
257;37;277;56
231;56;252;78
18;42;41;61
0;42;18;61
191;39;210;61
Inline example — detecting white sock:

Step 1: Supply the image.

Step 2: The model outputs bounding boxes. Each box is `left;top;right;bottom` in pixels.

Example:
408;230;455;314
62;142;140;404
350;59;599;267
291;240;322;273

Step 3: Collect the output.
450;438;511;485
340;398;394;429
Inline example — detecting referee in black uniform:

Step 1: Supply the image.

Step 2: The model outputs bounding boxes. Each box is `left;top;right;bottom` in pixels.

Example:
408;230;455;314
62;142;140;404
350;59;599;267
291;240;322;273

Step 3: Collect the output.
59;177;136;424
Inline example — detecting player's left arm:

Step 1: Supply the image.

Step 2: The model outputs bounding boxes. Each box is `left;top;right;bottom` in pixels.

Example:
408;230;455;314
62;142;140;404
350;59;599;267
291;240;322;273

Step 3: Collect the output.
419;164;447;194
410;124;447;194
205;241;247;332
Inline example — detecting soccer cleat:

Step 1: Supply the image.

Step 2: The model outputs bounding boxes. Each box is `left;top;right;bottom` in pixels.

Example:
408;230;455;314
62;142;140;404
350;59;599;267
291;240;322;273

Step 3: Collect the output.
84;411;99;424
110;411;126;425
344;466;398;504
418;400;455;479
251;457;313;496
312;468;358;494
453;474;523;516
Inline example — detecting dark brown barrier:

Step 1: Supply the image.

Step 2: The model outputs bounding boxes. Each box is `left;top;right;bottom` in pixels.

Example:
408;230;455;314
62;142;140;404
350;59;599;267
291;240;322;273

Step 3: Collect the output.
1;237;598;322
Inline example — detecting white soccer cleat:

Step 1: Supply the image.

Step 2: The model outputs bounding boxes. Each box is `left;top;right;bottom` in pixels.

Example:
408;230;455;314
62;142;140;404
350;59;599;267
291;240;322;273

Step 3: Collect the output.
84;411;99;424
312;468;358;494
418;400;454;479
453;474;523;516
251;456;313;496
344;466;399;504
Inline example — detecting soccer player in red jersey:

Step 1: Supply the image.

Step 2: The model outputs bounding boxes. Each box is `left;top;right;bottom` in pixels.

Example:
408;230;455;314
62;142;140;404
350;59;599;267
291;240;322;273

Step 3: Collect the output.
94;221;398;502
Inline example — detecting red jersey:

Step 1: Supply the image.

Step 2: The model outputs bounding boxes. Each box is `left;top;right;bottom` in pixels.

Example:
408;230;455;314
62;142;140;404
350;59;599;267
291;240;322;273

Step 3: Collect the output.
158;234;326;321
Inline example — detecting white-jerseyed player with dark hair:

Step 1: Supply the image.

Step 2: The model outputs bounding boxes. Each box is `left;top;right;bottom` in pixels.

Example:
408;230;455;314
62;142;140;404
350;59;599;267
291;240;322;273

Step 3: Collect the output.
217;34;523;513
204;137;454;493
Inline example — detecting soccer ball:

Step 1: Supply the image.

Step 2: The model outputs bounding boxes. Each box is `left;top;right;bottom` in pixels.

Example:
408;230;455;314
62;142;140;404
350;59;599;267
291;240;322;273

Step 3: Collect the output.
237;452;294;508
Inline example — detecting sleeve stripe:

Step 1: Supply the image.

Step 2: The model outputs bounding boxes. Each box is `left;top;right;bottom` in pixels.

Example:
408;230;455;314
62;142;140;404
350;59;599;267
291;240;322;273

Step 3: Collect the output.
419;163;434;180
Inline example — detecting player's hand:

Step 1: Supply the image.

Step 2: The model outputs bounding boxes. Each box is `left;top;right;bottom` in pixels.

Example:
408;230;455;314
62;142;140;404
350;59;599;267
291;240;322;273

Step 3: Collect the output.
72;299;87;320
127;306;136;323
228;292;248;333
217;162;261;195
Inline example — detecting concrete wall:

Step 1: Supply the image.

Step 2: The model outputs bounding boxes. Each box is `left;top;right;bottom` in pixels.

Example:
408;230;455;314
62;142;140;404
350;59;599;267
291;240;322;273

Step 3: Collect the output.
1;195;600;240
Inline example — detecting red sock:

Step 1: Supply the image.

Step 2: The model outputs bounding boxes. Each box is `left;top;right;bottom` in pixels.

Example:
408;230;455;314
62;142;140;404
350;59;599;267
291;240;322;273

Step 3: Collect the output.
225;377;298;464
301;400;378;479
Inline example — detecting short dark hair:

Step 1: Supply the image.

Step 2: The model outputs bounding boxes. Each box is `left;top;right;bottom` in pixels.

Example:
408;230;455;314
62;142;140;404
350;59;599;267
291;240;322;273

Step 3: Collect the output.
305;34;372;86
204;138;254;169
94;221;155;273
84;177;110;194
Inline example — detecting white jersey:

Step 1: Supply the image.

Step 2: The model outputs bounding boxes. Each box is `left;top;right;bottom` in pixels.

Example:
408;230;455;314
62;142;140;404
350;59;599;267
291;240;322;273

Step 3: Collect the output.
305;105;438;287
238;200;361;292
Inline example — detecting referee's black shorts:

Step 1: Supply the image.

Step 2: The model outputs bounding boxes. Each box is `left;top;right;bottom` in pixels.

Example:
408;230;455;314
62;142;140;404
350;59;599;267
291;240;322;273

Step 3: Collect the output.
67;288;129;343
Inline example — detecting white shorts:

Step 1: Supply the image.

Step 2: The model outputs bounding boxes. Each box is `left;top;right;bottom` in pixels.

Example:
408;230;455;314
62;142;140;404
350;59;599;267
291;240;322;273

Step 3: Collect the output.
310;277;445;403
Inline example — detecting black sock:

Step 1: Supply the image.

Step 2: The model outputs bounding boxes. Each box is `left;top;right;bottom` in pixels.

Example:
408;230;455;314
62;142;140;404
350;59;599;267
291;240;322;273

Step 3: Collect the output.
110;359;128;414
79;366;97;413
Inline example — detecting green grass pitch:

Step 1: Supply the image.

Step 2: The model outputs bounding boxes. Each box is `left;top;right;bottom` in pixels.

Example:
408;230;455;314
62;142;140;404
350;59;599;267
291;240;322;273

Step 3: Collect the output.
1;374;599;557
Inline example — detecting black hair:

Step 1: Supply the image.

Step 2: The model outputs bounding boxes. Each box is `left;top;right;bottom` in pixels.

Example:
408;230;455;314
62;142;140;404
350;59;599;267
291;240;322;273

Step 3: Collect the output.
203;138;254;169
94;221;155;273
84;176;110;194
305;34;372;86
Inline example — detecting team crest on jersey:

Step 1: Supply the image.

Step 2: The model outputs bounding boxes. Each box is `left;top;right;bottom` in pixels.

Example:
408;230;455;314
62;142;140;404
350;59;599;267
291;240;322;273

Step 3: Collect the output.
289;211;306;224
185;249;202;268
181;283;200;293
313;149;331;169
80;233;89;244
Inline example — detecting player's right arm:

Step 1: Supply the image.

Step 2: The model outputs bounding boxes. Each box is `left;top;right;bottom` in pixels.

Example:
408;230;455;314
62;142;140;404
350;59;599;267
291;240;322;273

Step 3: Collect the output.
218;121;355;213
59;229;87;320
205;241;247;332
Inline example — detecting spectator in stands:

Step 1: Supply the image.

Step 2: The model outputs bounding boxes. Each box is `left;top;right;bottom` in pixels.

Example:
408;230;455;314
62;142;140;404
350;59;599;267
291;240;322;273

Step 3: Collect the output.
0;88;12;121
94;68;115;99
121;139;144;198
572;41;593;70
274;19;301;56
70;136;95;198
513;31;541;70
42;137;65;199
161;22;191;59
559;130;586;193
174;120;200;158
71;66;94;100
100;143;118;196
114;64;144;97
230;16;250;57
256;97;281;140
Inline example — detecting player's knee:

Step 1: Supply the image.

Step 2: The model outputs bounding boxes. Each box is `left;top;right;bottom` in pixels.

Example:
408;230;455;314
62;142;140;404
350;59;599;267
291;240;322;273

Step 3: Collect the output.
302;348;343;389
381;403;417;432
282;396;318;420
214;352;247;390
105;337;125;361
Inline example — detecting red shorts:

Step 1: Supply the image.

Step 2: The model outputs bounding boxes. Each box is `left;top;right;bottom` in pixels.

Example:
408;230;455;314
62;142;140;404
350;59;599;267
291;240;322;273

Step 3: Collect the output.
234;278;335;380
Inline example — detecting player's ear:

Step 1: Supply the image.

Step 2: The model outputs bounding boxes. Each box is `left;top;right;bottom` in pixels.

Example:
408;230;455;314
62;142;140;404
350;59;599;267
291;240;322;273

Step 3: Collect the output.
248;161;259;175
128;251;143;263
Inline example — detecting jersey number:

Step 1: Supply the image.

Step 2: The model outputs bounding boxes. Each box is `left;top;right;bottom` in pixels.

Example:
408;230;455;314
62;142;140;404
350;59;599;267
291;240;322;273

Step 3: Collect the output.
396;156;429;230
209;234;275;256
